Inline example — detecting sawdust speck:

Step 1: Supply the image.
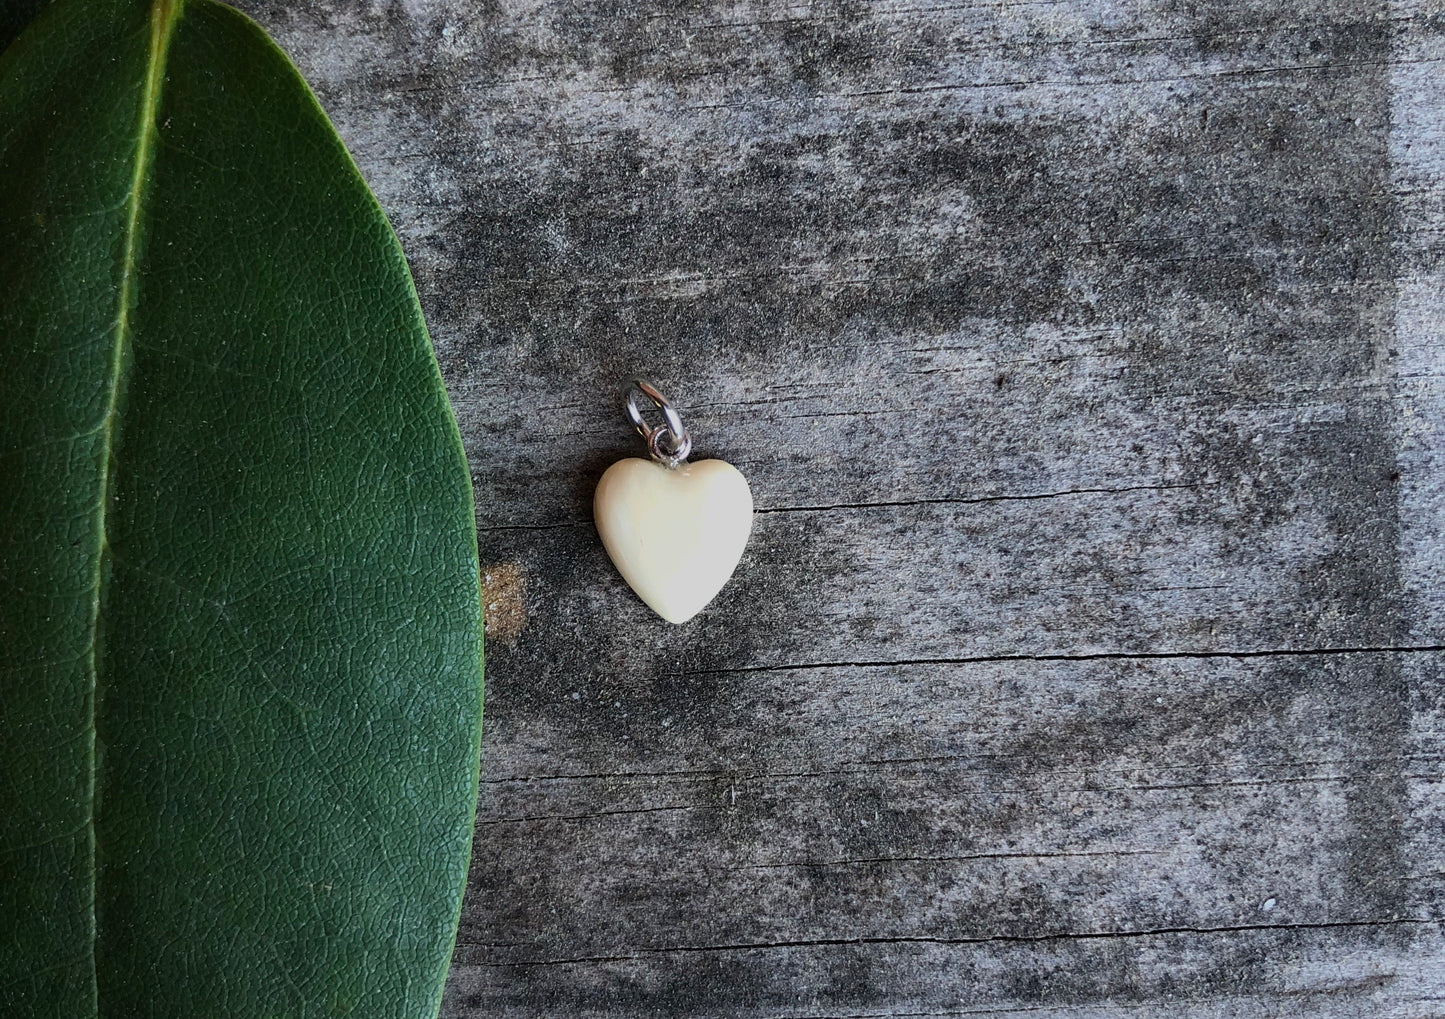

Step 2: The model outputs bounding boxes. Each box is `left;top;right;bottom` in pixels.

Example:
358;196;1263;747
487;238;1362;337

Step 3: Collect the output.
481;562;527;645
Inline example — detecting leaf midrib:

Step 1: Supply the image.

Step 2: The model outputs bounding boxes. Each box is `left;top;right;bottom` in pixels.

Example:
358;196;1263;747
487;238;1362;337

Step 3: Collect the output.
85;0;183;1008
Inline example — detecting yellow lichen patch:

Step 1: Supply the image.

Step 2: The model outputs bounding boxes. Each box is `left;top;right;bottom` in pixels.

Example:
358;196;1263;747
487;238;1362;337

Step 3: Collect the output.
481;562;527;645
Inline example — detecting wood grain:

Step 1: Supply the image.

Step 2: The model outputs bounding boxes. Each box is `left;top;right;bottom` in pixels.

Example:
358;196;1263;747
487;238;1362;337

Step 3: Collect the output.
231;0;1445;1013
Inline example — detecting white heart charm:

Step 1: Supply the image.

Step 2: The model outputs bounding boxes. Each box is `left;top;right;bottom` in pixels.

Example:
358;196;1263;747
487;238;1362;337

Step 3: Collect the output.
594;457;754;624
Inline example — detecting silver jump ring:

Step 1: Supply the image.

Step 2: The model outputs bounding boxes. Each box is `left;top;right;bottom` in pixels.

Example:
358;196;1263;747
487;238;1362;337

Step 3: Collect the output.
623;379;692;467
648;426;692;466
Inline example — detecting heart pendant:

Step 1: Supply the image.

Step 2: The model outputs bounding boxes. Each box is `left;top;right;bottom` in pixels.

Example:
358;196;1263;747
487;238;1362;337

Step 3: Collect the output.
594;383;754;624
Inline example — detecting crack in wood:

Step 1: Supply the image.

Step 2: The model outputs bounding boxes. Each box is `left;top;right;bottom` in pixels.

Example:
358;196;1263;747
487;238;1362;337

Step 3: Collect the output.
456;918;1439;969
474;804;697;827
676;645;1445;678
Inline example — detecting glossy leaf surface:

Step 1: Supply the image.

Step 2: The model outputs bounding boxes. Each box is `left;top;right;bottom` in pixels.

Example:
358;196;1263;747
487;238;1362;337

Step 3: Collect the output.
0;1;484;1015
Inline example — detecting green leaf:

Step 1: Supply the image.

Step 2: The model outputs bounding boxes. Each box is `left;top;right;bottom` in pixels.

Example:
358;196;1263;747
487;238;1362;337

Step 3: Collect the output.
0;0;484;1015
0;0;49;53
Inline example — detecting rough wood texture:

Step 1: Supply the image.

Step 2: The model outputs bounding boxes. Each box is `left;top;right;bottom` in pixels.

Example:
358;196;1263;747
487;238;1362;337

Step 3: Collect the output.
233;0;1445;1014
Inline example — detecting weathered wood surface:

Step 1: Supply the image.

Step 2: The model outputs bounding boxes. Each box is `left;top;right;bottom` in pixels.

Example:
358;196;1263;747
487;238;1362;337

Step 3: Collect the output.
234;0;1445;1014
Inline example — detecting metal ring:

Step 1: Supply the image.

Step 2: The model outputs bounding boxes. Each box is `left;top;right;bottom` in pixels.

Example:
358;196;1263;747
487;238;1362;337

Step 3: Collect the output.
648;426;692;467
623;380;686;445
623;379;691;466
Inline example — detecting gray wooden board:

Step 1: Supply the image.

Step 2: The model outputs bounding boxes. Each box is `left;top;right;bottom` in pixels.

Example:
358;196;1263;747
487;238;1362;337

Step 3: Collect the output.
229;0;1445;1014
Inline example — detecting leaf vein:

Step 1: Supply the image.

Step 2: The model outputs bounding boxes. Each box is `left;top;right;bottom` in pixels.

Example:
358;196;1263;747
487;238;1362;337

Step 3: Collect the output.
84;0;185;1009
